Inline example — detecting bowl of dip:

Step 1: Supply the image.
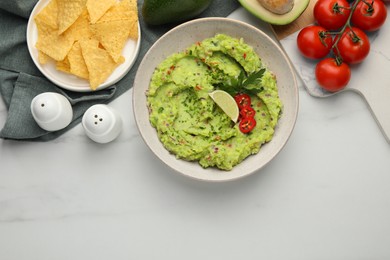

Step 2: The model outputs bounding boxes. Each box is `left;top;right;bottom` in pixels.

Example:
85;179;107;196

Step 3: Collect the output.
133;17;298;182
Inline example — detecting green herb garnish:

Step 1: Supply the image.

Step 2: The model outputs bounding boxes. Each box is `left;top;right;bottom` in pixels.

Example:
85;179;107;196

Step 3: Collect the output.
220;68;266;96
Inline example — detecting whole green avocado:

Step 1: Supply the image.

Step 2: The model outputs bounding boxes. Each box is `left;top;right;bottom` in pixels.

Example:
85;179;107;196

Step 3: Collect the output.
142;0;213;25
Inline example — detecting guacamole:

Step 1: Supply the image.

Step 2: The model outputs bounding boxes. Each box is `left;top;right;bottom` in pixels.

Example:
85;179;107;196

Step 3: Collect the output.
146;34;282;170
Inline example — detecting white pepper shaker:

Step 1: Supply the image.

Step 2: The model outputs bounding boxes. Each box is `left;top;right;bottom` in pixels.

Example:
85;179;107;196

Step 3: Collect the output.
31;92;73;131
82;104;122;143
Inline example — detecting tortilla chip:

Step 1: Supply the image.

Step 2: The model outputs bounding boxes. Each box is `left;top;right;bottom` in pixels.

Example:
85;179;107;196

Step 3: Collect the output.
56;56;70;73
79;37;122;90
67;41;89;79
128;0;138;18
57;0;87;35
65;8;93;42
87;0;116;24
35;17;74;61
90;19;132;62
91;0;138;56
128;18;138;40
38;50;51;65
34;0;137;90
98;0;134;22
35;0;58;29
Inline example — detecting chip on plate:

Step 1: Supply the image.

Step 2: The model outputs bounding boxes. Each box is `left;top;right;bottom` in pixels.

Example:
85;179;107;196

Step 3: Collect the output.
79;37;124;90
87;0;116;24
35;17;74;61
34;0;139;90
57;0;87;35
56;56;70;73
98;0;135;21
34;0;58;29
68;41;89;79
37;50;50;65
90;19;133;62
65;9;94;42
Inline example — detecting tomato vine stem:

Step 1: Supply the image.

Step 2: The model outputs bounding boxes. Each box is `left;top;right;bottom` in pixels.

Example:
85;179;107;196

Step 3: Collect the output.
329;0;362;63
361;0;375;14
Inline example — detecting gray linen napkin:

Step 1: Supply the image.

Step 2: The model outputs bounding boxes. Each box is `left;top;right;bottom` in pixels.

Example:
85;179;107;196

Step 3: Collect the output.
0;0;240;141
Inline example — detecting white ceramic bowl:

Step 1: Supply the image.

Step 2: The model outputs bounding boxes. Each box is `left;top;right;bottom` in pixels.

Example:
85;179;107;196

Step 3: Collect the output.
133;18;298;182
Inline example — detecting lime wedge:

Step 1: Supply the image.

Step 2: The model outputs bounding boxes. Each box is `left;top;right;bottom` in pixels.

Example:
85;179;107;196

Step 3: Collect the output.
209;90;239;123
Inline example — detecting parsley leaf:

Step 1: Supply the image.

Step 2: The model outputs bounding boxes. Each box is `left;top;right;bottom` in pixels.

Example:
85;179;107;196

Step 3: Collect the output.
219;68;266;96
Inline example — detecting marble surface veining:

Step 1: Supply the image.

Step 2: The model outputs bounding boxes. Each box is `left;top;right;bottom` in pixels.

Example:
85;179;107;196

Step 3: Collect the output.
0;7;390;260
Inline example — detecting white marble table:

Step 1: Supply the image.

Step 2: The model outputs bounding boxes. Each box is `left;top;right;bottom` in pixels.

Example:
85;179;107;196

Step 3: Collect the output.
1;7;390;260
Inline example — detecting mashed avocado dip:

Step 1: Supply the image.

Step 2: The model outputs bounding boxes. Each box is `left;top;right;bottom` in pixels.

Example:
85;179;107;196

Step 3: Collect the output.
146;34;282;170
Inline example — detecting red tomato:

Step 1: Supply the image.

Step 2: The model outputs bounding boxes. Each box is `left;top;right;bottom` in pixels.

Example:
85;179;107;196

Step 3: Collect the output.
297;25;333;59
234;93;251;109
315;58;351;92
314;0;351;30
335;27;370;64
239;106;256;119
351;0;387;31
239;117;256;134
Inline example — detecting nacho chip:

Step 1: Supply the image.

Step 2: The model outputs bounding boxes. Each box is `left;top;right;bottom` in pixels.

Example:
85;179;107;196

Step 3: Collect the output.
34;0;138;90
128;0;138;16
35;0;58;29
65;8;94;42
98;0;134;22
67;41;89;79
57;0;87;35
56;56;70;73
86;0;116;24
127;0;139;40
38;50;51;65
35;17;74;61
91;0;138;58
90;19;132;62
128;18;139;40
79;37;123;90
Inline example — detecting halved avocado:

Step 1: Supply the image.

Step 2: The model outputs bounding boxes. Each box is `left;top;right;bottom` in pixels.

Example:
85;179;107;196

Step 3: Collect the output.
238;0;310;25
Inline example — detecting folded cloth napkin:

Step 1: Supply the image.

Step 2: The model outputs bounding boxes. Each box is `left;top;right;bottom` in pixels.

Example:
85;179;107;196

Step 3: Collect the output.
0;0;240;141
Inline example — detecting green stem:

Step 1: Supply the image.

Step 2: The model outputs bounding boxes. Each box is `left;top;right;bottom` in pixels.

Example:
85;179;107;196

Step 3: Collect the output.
331;0;362;59
362;0;374;13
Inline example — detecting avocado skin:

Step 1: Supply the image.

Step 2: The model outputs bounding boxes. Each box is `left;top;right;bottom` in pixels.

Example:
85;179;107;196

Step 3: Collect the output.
142;0;213;25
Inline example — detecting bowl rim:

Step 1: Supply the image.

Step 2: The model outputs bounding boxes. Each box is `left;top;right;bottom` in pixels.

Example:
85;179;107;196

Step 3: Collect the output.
132;17;299;182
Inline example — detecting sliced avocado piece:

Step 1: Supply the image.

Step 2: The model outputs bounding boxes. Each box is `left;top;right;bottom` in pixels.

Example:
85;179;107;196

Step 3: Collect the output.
142;0;213;26
238;0;310;25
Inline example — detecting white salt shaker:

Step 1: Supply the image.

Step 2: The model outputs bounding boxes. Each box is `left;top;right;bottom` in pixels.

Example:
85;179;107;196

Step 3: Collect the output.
82;104;122;143
31;92;73;131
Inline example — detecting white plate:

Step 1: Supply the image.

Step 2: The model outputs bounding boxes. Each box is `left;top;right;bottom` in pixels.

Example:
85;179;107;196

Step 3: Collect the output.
26;0;141;92
133;18;299;182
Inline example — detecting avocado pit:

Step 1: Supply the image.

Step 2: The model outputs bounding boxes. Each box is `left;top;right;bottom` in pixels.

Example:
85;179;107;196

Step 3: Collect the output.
257;0;294;15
